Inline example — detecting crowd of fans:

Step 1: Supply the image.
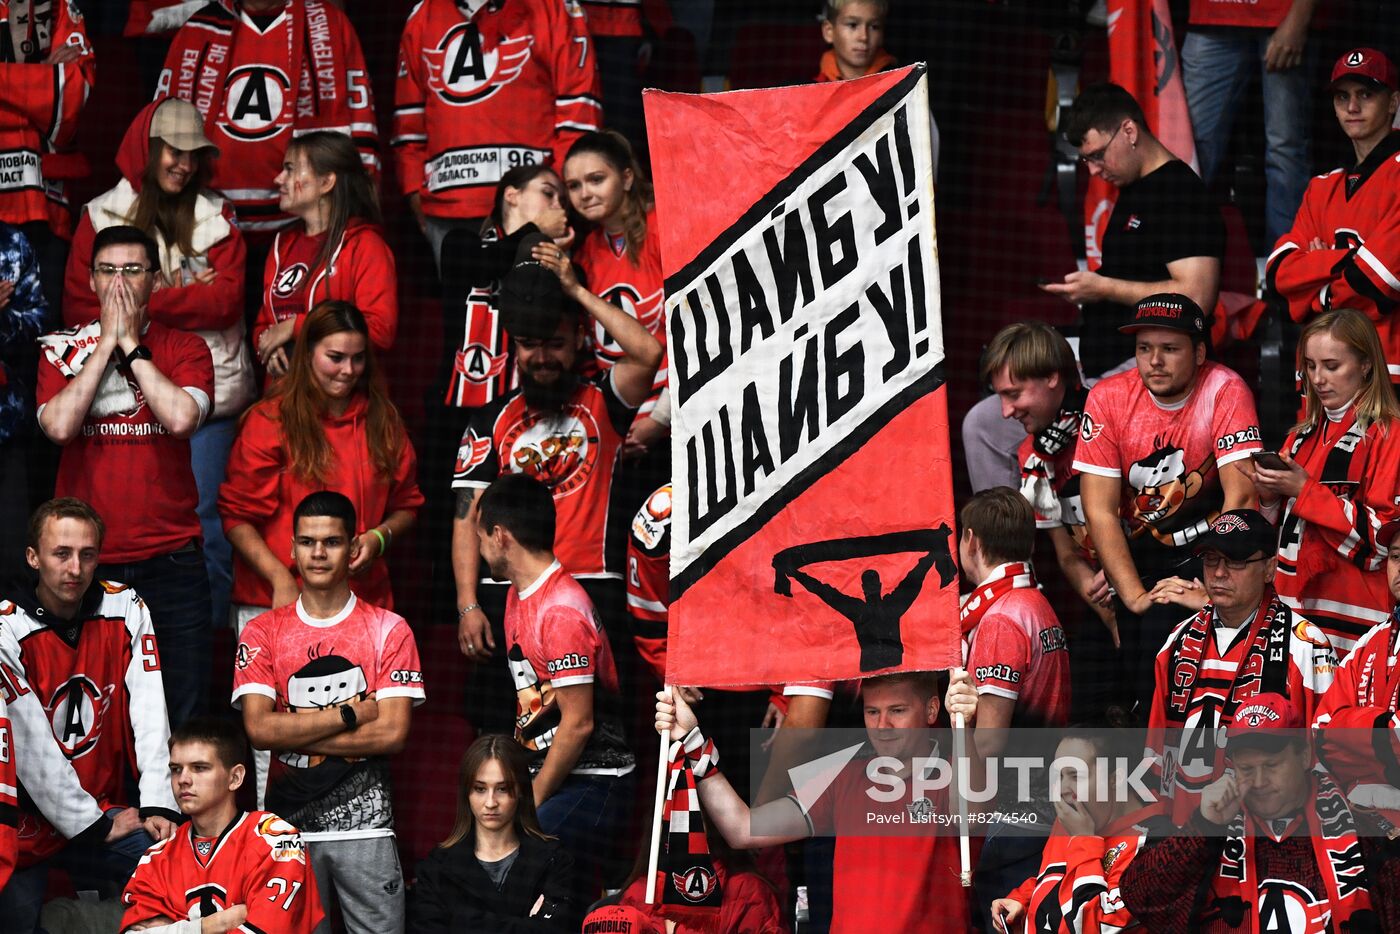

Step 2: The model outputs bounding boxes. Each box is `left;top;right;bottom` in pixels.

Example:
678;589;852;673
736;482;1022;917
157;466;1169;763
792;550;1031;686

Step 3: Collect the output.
2;0;1400;932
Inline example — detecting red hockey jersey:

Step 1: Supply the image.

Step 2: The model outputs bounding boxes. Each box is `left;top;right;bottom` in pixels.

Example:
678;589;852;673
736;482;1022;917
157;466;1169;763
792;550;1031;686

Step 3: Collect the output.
1004;811;1153;934
0;695;16;891
0;581;178;866
1274;409;1400;657
392;0;602;219
157;0;379;233
121;810;324;933
626;483;671;679
1147;591;1336;825
1267;133;1400;383
573;217;666;416
1313;617;1400;837
0;0;94;235
454;371;635;578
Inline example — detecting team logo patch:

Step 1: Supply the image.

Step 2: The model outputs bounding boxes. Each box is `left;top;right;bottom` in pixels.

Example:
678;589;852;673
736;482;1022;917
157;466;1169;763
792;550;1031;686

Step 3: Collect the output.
271;263;309;300
234;643;260;671
672;866;718;903
454;342;509;383
46;675;116;760
595;283;664;361
1102;841;1127;874
196;839;213;858
632;485;673;550
1348;50;1365;66
1294;620;1331;649
455;430;493;474
503;402;600;497
221;65;292;141
424;23;533;106
256;815;306;863
1079;412;1103;443
1234;703;1282;728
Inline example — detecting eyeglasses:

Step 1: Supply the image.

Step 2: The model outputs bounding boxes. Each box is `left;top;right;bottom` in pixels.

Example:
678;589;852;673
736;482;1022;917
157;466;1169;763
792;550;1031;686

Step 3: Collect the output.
1201;553;1271;572
1079;125;1122;166
92;263;154;279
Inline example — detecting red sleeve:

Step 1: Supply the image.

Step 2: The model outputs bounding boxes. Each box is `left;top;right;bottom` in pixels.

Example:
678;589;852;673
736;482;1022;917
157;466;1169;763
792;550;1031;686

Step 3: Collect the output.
1071;383;1121;477
332;228;397;351
219;405;285;532
34;346;65;408
387;433;425;514
62;212;99;326
231;614;279;705
1313;629;1400;791
1207;374;1262;469
550;0;603;170
1058;834;1142;934
373;615;425;703
627;537;669;683
0;698;15;891
967;613;1032;702
1290;422;1400;573
166;331;215;401
1266;179;1336;322
118;838;179;930
251;238;278;350
538;607;602;687
1288;621;1339;726
1004;871;1035;908
337;11;380;179
148;210;246;333
712;873;785;934
0;6;94;150
239;819;324;933
391;11;427;197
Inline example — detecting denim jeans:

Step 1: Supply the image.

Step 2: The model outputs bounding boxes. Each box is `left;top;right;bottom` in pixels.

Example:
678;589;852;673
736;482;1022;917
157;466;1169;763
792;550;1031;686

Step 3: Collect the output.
537;772;633;905
190;416;238;630
100;545;212;728
1181;27;1311;247
0;816;153;934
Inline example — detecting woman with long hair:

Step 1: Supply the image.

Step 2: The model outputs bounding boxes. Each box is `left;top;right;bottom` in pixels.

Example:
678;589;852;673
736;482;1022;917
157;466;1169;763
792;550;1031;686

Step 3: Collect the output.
1243;308;1400;656
562;130;669;461
220;301;422;625
253;131;397;378
64;97;254;634
410;735;574;932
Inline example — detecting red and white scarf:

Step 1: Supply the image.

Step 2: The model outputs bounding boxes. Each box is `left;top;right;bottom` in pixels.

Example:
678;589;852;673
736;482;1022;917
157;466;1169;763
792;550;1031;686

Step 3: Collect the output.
657;730;722;931
959;561;1036;637
1213;772;1373;934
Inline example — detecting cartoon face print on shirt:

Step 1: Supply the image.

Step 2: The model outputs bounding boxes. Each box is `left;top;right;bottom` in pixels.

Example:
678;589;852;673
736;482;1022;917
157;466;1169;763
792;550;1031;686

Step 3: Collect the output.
507;644;559;752
282;650;368;767
1125;439;1216;543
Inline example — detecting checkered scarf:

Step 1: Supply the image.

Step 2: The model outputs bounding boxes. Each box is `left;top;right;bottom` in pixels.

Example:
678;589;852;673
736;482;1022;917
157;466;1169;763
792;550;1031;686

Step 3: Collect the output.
657;730;722;930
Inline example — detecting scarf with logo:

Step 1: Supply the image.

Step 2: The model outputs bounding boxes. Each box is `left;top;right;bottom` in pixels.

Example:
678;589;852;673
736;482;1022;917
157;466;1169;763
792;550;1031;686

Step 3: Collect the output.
1020;388;1085;522
657;728;722;931
1212;771;1373;934
38;321;142;419
959;561;1036;638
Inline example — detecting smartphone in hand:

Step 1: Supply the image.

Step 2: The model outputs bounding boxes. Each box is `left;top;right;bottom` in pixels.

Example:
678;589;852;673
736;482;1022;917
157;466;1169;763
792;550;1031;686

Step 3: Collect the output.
1251;450;1288;471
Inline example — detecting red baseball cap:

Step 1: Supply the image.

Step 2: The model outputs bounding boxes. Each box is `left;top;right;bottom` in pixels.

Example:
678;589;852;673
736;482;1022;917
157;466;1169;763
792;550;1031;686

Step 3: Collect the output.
582;905;662;934
1380;517;1400;549
1331;48;1398;90
1226;693;1305;756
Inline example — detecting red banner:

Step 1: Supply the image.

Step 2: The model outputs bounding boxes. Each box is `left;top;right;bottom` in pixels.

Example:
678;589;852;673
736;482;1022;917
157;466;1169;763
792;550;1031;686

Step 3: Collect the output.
1085;0;1198;267
644;65;961;687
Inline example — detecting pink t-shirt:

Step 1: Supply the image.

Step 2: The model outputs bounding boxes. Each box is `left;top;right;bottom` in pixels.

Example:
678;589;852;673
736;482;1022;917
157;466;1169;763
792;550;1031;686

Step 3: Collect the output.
505;561;633;775
231;594;425;837
964;564;1071;728
1073;360;1262;575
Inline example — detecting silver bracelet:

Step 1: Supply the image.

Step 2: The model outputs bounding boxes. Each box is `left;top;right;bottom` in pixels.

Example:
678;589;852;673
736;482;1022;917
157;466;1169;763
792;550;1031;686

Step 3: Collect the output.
457;603;481;619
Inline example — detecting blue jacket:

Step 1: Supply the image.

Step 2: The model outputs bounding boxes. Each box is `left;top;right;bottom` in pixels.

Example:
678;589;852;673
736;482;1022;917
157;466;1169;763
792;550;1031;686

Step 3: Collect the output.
0;223;46;446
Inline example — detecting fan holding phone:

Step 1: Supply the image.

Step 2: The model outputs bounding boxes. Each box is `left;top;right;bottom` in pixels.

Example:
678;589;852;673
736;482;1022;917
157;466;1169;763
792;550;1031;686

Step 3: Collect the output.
1243;309;1400;657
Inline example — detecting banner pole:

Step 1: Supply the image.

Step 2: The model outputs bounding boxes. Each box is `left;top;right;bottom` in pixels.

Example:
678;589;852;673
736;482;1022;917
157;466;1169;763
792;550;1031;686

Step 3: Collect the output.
951;665;972;888
645;685;673;904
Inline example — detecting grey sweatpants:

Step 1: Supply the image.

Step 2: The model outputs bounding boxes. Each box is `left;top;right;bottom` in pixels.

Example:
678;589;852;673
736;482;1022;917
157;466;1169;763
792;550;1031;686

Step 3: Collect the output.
308;835;405;934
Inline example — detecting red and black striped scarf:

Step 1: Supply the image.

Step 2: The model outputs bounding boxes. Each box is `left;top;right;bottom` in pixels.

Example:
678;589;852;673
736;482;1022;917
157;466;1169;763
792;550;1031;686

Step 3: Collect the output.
657;736;722;930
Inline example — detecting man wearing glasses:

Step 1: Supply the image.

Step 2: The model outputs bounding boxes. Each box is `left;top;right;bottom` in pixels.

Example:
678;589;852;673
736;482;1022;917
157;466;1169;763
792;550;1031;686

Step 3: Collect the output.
35;225;215;728
1043;83;1225;383
1144;509;1337;824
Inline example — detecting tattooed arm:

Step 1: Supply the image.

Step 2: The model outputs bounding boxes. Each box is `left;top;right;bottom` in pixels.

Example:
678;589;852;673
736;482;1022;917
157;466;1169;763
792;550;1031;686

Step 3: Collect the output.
451;487;495;657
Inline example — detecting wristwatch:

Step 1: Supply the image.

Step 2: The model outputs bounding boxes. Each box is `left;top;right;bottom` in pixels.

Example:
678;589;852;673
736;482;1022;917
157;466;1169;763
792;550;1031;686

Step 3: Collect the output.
339;704;357;728
116;344;153;368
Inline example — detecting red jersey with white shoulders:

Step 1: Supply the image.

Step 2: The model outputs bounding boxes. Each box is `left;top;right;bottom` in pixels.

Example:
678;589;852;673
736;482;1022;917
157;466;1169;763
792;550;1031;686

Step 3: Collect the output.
626;483;671;679
1273;408;1400;657
392;0;602;220
1266;132;1400;383
505;561;634;775
0;0;94;234
454;370;636;578
1004;812;1152;933
1073;361;1262;576
0;694;17;891
231;595;425;839
36;319;214;563
121;810;323;933
157;0;379;233
0;581;178;866
963;563;1071;728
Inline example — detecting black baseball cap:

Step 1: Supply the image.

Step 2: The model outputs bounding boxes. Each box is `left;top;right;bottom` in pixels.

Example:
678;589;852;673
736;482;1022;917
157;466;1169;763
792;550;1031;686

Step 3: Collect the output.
496;231;573;340
1119;293;1208;337
1193;509;1277;561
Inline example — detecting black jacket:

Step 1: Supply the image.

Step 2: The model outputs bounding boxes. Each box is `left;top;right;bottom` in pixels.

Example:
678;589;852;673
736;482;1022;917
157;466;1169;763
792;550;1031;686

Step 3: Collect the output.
410;833;575;933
